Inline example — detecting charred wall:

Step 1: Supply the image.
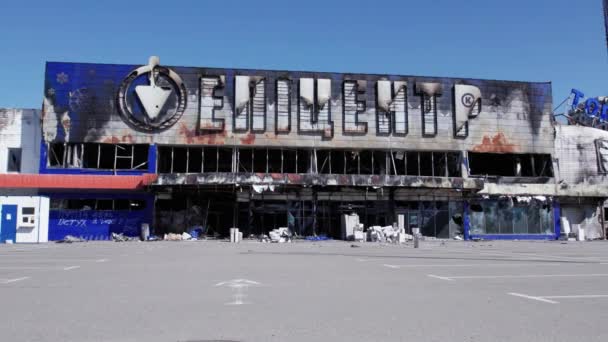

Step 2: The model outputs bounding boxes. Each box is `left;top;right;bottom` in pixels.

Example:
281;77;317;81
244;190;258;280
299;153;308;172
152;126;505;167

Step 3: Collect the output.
42;62;554;155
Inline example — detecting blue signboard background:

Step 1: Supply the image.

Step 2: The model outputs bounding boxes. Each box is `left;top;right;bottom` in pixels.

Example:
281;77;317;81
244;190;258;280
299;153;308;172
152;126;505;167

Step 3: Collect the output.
48;209;145;240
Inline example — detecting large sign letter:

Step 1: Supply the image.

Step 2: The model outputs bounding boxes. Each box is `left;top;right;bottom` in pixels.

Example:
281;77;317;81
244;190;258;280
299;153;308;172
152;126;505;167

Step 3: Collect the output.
199;76;226;131
376;80;407;136
342;80;368;134
234;75;266;132
275;78;291;134
298;78;334;139
416;82;442;137
453;84;481;138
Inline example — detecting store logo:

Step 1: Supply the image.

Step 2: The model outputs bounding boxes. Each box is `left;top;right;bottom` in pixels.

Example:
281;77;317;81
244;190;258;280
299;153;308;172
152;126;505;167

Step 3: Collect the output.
461;93;476;108
117;56;187;132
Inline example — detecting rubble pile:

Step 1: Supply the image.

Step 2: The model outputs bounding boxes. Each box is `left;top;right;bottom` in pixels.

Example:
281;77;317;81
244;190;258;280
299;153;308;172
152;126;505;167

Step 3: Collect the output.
268;227;292;243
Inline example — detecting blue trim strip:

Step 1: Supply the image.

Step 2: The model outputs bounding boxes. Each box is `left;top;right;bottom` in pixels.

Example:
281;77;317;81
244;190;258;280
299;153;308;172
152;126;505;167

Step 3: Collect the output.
553;199;561;238
463;201;470;240
147;144;157;173
469;234;555;240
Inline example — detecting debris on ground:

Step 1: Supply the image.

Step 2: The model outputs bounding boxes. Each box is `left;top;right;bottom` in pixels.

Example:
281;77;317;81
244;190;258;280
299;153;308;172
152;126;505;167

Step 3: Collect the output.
305;235;331;241
56;235;85;243
341;213;362;240
366;225;411;243
163;233;183;241
269;227;292;243
453;235;464;241
188;226;205;239
350;244;360;248
112;232;136;242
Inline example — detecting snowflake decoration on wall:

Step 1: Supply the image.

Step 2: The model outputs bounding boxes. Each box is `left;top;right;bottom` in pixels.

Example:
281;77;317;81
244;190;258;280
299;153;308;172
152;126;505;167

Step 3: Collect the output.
47;88;55;96
56;72;69;84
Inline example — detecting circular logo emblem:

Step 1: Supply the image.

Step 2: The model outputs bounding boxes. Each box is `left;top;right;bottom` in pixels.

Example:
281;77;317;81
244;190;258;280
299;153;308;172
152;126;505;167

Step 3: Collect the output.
461;93;476;108
117;57;187;132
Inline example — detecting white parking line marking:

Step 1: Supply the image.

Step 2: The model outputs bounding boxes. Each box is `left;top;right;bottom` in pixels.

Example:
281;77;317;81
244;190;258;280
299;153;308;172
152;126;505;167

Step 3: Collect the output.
543;295;608;299
508;292;558;304
1;277;30;284
385;263;565;269
96;259;108;263
432;273;608;280
63;266;80;271
427;274;454;281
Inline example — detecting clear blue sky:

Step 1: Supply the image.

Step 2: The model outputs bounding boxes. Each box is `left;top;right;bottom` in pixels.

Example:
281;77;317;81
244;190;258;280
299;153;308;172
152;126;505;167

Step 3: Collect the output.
0;0;606;110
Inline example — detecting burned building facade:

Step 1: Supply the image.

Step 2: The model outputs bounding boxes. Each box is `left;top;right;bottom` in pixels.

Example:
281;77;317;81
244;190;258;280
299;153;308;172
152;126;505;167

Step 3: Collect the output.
38;57;561;240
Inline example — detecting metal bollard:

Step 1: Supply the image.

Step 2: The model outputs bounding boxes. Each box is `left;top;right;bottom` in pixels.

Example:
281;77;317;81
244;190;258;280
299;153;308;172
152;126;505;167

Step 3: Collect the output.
140;223;150;241
412;227;420;248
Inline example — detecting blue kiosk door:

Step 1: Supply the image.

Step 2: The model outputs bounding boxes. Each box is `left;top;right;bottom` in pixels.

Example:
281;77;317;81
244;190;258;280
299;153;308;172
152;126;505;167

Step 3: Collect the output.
0;205;18;243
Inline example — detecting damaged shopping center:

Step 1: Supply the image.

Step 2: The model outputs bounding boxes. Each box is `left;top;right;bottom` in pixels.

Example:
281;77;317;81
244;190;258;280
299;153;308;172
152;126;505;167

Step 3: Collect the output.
3;56;607;242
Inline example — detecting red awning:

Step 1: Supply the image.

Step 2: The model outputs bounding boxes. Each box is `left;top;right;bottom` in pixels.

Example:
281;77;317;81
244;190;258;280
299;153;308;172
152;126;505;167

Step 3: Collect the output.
0;174;158;190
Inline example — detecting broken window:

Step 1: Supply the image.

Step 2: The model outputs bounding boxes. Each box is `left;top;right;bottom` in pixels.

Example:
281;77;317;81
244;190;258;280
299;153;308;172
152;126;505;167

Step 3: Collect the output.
171;147;187;173
372;151;387;175
203;147;219;172
7;148;21;172
419;152;433;176
283;149;297;173
433;152;447;177
469;198;552;235
252;148;267;173
345;151;359;175
268;149;282;173
217;148;232;172
297;149;311;173
468;152;553;177
406;152;419;176
48;143;65;167
187;147;203;173
238;148;254;173
316;150;331;174
330;150;345;174
359;150;373;174
48;143;149;171
447;152;461;177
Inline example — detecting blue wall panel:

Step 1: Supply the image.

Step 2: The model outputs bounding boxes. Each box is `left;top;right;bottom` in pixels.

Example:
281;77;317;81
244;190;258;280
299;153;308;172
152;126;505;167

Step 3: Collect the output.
45;192;154;240
48;209;146;240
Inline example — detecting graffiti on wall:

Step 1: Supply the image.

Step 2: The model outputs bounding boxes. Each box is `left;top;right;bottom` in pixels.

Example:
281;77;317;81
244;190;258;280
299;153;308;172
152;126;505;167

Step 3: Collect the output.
48;210;145;240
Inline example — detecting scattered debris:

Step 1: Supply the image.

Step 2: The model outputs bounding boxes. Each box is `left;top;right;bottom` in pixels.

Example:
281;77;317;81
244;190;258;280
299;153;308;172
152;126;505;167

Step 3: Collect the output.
163;233;183;241
188;226;205;239
350;244;360;248
305;235;330;241
269;227;292;243
453;235;464;241
56;235;85;243
112;232;135;242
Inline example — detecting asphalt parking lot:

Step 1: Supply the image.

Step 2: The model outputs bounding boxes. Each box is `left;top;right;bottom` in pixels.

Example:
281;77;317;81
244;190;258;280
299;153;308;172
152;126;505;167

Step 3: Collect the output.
1;239;608;342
